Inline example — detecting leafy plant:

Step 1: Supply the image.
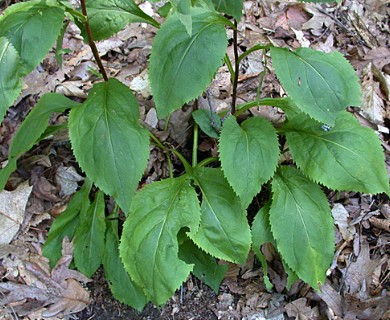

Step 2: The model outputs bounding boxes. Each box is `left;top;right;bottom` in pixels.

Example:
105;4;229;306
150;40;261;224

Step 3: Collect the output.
0;0;388;311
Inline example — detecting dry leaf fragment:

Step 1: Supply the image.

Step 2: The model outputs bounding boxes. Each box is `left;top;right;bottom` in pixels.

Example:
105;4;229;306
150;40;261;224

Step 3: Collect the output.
344;239;379;295
0;182;32;244
55;165;84;197
331;203;356;241
359;63;386;124
285;297;319;319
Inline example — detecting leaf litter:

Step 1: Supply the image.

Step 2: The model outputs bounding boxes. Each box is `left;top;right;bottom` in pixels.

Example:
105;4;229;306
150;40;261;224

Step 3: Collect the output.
0;0;389;319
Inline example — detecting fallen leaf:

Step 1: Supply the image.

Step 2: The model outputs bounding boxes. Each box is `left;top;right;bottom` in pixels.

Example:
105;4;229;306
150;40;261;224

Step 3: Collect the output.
0;182;32;244
359;63;385;124
364;47;390;70
0;238;90;317
285;297;319;319
344;238;379;295
332;203;356;241
55;165;84;197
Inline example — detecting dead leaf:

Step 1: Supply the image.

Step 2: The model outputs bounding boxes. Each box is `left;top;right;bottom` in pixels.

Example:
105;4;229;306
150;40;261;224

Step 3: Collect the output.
55;165;84;197
130;69;152;98
359;63;386;124
285;297;319;319
0;182;32;244
344;238;379;295
332;203;356;241
0;238;90;317
317;281;343;317
364;47;390;70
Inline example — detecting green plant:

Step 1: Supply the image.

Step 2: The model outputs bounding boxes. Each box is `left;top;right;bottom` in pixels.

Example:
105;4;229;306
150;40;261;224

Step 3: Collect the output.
0;0;388;310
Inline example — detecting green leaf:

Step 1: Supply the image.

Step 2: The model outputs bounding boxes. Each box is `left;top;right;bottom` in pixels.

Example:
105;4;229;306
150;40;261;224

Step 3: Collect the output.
43;180;92;267
0;0;65;75
68;78;150;213
269;166;334;290
190;167;251;264
219;116;279;208
0;93;80;189
211;0;243;20
0;37;23;121
74;190;106;277
85;0;159;41
285;111;390;195
149;8;227;118
170;0;192;35
103;220;147;311
283;261;299;289
119;175;201;305
270;47;361;126
192;109;221;138
251;202;274;290
179;237;227;292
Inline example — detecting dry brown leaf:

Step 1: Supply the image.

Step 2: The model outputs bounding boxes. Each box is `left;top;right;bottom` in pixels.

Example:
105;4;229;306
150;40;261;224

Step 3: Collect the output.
0;238;90;317
55;165;84;197
364;47;390;70
0;182;32;244
331;203;356;241
317;281;343;317
344;238;379;295
285;297;319;319
359;63;386;124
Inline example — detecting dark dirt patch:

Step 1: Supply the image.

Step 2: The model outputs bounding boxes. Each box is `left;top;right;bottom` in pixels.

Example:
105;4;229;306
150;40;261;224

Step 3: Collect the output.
76;270;218;320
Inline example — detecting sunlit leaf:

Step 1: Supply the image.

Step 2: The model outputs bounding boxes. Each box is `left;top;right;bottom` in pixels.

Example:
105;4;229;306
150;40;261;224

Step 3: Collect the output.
69;78;150;213
285;111;390;195
150;8;227;118
219;116;279;208
119;175;201;305
269;166;334;290
270;47;360;125
190;167;251;264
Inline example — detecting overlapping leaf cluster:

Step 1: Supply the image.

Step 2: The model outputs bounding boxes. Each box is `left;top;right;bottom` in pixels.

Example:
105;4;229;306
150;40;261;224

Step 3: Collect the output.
0;0;388;312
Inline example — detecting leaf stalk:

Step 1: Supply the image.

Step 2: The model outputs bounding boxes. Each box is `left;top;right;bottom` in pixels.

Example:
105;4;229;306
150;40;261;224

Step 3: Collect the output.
80;0;108;81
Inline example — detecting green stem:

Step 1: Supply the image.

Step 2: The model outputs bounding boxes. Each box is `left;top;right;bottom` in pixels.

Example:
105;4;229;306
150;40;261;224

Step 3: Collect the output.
149;132;165;149
224;53;234;79
192;123;199;167
170;149;193;176
80;0;108;81
237;44;271;64
231;19;239;115
196;157;218;168
235;98;291;116
65;7;87;22
255;49;268;103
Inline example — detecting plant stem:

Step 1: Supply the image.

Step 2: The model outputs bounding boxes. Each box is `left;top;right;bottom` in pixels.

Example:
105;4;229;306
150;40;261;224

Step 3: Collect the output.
150;132;165;149
192;123;199;167
224;53;234;79
235;97;292;116
80;0;108;81
231;20;239;115
237;44;271;64
196;157;218;168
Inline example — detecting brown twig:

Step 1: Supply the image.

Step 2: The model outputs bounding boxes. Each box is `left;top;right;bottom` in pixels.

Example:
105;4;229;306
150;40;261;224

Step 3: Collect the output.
80;0;108;81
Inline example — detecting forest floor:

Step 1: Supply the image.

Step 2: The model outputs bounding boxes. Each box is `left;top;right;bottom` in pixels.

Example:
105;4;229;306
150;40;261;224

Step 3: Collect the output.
0;0;389;319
